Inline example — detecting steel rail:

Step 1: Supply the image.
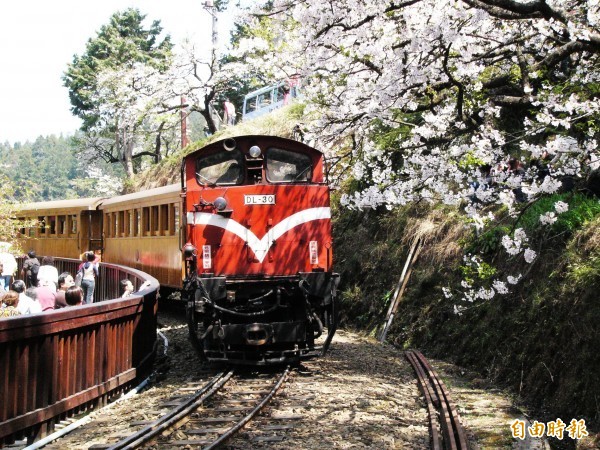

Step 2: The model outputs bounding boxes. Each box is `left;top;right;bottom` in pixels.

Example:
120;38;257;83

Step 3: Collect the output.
414;350;469;450
405;350;469;450
107;370;234;450
204;366;290;450
405;351;443;450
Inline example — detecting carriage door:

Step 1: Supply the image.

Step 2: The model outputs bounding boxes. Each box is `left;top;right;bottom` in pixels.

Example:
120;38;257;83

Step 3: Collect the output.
79;210;103;254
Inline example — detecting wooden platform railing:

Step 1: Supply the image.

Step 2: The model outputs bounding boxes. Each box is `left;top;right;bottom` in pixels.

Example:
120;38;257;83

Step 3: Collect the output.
0;257;160;446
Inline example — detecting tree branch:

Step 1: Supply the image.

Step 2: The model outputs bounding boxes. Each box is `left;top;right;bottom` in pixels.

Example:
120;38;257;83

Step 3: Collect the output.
314;0;424;39
442;43;465;119
491;95;536;106
462;0;568;23
532;40;594;71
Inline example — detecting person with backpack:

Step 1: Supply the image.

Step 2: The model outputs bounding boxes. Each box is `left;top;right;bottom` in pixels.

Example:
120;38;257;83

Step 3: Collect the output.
21;251;40;288
77;252;99;304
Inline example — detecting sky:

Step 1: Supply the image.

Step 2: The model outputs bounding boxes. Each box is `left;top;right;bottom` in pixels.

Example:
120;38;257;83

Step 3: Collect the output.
0;1;238;144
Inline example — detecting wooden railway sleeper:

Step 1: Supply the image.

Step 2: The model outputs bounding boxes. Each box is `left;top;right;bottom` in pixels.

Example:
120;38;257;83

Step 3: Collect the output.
106;370;234;450
204;366;290;450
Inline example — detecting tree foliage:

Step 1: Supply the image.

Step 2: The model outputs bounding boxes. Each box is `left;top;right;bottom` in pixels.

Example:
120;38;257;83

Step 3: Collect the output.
64;8;173;130
0;135;122;202
63;9;173;176
62;5;276;177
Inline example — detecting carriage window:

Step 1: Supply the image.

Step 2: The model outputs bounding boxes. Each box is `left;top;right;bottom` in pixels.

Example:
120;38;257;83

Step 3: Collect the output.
49;216;56;235
124;210;130;237
18;218;25;236
245;98;257;113
173;204;180;232
275;86;286;103
159;204;168;234
143;207;150;235
133;209;140;237
102;213;107;237
58;215;66;235
257;93;271;107
38;216;46;236
118;211;125;236
151;206;159;235
196;150;244;185
70;215;77;234
266;147;312;182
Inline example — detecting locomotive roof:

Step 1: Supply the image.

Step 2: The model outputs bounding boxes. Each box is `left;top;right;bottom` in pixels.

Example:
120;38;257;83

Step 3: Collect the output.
186;135;323;158
99;183;180;208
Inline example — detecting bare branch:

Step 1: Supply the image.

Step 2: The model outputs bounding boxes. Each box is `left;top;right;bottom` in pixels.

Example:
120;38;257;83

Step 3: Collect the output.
491;95;536;106
442;44;465;119
463;0;568;23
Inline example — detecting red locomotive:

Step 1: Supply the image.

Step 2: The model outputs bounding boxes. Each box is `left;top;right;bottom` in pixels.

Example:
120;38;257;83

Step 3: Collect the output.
181;135;338;365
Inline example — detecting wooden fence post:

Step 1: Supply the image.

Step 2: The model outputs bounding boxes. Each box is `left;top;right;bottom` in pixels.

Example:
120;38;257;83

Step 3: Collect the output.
379;238;422;343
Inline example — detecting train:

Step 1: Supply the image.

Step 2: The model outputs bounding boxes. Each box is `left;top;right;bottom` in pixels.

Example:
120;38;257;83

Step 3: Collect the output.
14;135;339;365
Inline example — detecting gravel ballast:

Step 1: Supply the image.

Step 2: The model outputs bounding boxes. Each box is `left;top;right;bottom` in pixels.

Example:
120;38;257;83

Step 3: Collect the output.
39;308;541;449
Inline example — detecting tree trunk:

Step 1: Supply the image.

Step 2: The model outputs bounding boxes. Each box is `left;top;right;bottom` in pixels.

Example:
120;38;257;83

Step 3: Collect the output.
202;107;217;134
121;128;135;177
154;122;164;164
203;90;219;134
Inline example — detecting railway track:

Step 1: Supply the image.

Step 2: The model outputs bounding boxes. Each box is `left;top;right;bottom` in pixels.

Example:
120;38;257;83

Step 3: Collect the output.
405;350;469;450
98;366;293;449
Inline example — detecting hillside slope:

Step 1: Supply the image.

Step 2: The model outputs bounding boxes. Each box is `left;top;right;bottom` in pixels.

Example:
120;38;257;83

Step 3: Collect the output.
333;191;600;448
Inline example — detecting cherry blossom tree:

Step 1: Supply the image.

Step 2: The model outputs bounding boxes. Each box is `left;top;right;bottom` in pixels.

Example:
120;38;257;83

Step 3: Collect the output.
84;39;260;176
239;0;600;301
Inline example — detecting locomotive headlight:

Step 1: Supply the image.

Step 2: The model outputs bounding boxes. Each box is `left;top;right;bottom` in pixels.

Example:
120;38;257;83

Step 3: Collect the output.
183;243;197;258
214;197;227;211
249;145;262;158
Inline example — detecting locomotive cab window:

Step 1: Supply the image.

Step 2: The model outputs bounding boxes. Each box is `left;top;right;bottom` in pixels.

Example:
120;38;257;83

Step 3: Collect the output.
266;147;312;183
196;150;244;185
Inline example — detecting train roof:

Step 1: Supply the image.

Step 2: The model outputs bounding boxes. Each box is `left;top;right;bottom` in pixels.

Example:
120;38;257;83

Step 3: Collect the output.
99;184;180;208
186;135;323;159
18;197;105;214
16;184;181;215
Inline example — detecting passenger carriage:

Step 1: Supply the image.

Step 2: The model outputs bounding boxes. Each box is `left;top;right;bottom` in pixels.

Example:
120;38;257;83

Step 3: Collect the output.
15;197;104;259
15;186;184;289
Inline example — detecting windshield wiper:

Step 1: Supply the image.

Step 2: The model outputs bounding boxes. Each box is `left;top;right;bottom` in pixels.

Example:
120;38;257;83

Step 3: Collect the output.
196;172;217;187
294;165;311;181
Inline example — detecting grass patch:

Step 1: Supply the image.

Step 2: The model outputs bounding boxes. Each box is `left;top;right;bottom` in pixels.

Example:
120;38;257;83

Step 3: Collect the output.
517;192;600;235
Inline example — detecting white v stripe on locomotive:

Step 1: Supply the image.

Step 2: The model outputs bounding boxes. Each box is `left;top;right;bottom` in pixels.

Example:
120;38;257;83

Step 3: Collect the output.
187;207;331;263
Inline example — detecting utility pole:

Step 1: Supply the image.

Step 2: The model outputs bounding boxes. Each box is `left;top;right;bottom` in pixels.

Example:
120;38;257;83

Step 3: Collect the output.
203;0;218;60
203;0;219;131
180;96;189;149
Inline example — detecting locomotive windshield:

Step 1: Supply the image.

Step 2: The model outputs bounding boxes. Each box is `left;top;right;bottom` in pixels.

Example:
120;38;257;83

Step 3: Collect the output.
265;147;312;183
196;150;244;185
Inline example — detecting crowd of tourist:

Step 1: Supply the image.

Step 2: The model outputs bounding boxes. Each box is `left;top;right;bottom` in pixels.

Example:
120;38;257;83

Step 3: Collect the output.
0;250;98;317
0;248;151;318
1;252;80;316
